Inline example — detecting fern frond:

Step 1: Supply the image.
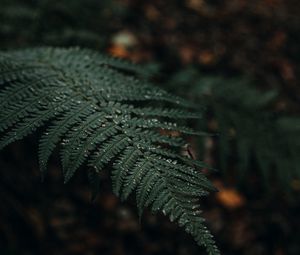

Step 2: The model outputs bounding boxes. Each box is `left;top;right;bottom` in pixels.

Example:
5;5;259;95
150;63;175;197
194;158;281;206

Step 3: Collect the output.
0;48;218;255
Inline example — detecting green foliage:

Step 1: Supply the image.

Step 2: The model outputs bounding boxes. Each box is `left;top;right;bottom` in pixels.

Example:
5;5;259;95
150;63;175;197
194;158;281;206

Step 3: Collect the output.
0;48;219;255
170;68;300;190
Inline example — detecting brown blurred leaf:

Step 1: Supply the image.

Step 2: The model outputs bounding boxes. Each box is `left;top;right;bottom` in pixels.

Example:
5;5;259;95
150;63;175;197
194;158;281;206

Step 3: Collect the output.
186;0;204;12
279;59;295;81
267;31;286;50
291;179;300;191
145;5;160;21
101;193;119;211
26;207;45;239
179;46;195;64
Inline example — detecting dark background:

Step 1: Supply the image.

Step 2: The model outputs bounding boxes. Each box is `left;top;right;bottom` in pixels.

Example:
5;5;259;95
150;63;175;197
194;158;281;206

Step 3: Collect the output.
0;0;299;254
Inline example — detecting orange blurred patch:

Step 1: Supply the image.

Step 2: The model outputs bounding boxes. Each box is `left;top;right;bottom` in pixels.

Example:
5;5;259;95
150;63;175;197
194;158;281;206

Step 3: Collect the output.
108;45;130;59
198;50;216;65
214;181;245;209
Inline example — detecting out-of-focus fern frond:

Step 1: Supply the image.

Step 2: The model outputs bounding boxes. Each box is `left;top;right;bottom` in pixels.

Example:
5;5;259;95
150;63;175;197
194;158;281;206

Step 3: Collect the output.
169;68;300;190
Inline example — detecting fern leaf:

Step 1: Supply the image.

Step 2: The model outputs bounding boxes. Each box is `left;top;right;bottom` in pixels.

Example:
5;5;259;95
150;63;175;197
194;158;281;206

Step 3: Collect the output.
60;111;107;169
112;146;142;196
89;133;130;170
130;106;202;119
129;117;207;135
127;128;186;147
0;103;65;149
122;155;153;199
0;48;218;255
38;102;93;175
64;124;121;182
136;169;160;217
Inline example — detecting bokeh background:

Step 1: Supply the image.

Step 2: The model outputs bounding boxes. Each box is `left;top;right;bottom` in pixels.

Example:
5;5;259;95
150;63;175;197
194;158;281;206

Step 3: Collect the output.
0;0;299;254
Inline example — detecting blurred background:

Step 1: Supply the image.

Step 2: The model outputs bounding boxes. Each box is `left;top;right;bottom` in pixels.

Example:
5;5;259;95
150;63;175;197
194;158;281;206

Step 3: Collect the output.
0;0;299;254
